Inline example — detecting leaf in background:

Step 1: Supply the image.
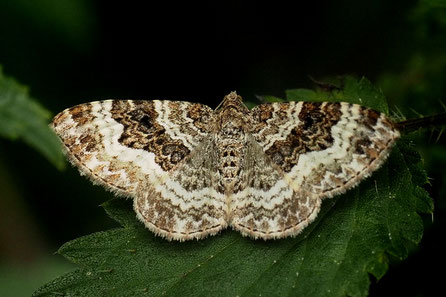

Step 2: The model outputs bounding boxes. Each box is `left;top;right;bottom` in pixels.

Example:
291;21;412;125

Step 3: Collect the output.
33;78;433;297
286;76;389;113
244;95;285;109
377;0;446;116
0;66;64;169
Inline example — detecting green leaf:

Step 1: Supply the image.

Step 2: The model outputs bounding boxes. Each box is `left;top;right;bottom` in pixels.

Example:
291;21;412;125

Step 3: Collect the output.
245;95;285;109
286;76;389;113
33;78;433;297
0;66;64;169
261;95;286;103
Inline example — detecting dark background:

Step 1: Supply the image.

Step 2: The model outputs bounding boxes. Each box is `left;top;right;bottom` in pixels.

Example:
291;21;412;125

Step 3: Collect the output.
0;1;445;296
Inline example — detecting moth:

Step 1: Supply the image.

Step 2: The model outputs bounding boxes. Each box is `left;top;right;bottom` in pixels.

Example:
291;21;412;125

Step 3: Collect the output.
51;92;400;241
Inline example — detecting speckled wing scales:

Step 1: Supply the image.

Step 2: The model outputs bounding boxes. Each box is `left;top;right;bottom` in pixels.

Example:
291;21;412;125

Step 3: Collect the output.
52;99;226;240
230;135;321;239
233;101;400;239
285;102;400;198
134;135;227;240
52;92;401;241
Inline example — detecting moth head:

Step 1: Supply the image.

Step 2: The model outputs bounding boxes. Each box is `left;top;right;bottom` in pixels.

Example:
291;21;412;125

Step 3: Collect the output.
216;91;247;113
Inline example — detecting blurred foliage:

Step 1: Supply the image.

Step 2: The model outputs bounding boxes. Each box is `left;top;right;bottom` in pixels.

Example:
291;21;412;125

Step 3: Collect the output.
378;0;446;115
378;0;446;209
0;258;74;297
33;78;432;297
0;0;96;110
0;0;95;51
0;66;64;169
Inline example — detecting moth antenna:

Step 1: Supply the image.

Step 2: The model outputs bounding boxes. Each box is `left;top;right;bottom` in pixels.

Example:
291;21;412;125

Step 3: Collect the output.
395;112;446;133
307;75;342;91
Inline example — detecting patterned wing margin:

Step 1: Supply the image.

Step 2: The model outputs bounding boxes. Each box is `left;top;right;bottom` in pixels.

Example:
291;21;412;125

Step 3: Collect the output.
230;135;321;239
52;100;225;240
250;101;400;199
134;136;228;241
238;101;400;239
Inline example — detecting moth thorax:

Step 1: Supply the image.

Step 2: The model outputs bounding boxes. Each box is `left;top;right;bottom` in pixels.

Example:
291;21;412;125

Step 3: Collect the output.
218;140;245;188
